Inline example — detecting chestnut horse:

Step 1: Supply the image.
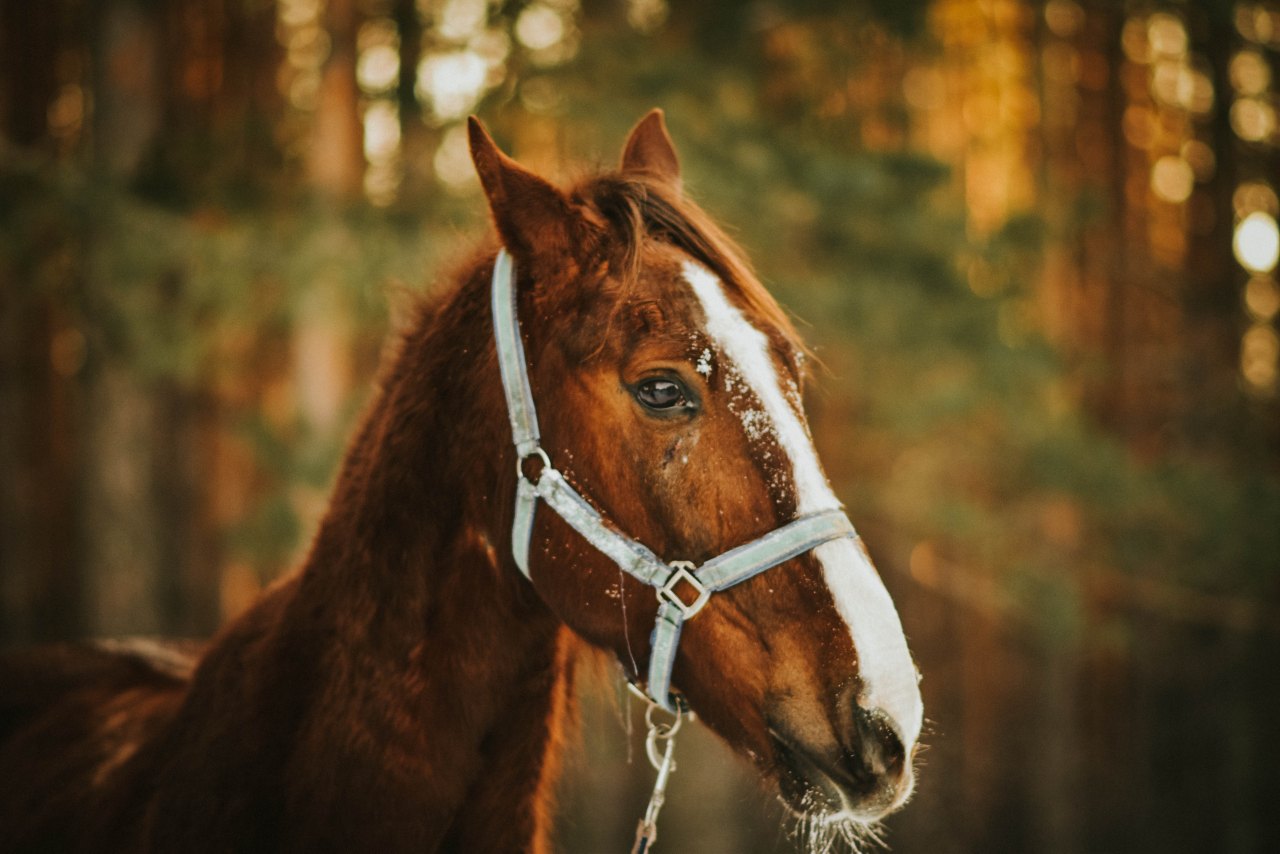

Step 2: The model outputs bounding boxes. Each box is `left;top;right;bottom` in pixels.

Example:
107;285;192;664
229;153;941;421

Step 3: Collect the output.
0;111;923;852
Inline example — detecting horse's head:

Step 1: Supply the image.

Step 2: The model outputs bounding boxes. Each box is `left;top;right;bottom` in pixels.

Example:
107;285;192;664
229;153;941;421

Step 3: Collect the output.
469;111;922;827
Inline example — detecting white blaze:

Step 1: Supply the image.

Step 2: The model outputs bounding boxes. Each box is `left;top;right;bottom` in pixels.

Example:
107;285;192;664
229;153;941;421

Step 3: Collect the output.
682;261;923;750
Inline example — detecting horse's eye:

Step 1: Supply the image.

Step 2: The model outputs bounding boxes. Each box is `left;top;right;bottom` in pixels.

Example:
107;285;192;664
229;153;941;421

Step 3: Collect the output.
635;378;689;411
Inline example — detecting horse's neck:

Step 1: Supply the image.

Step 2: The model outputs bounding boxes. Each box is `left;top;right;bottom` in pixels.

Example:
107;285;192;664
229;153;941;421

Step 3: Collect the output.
154;274;574;851
278;541;566;851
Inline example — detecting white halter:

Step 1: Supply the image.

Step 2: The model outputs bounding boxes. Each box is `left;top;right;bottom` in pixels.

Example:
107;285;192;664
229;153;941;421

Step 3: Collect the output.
491;249;859;711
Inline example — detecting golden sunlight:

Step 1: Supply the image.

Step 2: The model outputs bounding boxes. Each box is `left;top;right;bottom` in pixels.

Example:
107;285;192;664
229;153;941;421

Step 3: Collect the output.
416;50;488;120
1241;322;1280;394
1245;276;1280;322
1235;210;1280;273
1150;155;1195;204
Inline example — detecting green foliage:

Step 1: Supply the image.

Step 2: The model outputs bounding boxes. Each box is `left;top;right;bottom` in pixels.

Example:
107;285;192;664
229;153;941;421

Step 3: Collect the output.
4;0;1275;644
1;150;460;385
1;147;474;571
519;13;1280;638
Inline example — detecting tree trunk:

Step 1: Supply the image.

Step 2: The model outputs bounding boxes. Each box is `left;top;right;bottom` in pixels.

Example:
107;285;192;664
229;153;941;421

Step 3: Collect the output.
308;0;363;198
0;0;84;642
79;0;166;637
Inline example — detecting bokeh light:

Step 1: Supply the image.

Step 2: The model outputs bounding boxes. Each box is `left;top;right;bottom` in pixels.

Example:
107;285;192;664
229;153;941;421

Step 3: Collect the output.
1236;3;1280;45
1181;139;1215;180
46;84;85;139
516;4;566;51
416;50;489;120
1245;276;1280;321
1230;49;1271;95
437;0;488;43
1241;322;1280;393
1147;12;1187;58
276;0;326;112
278;0;320;28
1151;155;1195;203
1231;96;1277;142
626;0;668;33
1234;210;1280;273
1234;181;1279;217
1121;16;1151;64
362;101;399;162
1044;0;1085;38
363;100;401;206
357;46;399;93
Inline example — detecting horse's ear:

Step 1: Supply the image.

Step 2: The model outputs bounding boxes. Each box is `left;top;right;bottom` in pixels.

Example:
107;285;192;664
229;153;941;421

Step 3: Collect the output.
620;109;681;195
468;116;584;268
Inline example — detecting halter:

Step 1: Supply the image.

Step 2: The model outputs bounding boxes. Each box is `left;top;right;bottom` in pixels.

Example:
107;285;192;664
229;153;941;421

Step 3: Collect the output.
491;249;859;712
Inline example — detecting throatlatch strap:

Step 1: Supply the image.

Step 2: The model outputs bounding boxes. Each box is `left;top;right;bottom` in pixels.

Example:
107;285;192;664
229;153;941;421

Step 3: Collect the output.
490;248;861;710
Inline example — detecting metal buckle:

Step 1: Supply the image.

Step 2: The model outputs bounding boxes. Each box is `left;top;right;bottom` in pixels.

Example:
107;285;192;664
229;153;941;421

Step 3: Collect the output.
657;561;710;619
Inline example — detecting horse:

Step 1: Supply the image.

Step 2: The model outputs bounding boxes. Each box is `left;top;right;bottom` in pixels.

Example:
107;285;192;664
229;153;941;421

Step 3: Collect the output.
0;110;923;852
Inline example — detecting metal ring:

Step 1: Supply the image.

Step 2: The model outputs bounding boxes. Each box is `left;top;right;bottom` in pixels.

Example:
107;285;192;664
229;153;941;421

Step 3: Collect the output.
644;700;683;739
645;723;678;771
515;446;551;483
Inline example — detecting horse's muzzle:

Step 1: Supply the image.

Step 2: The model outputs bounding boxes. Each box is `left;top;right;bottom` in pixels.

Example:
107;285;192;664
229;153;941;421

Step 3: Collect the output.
769;706;913;822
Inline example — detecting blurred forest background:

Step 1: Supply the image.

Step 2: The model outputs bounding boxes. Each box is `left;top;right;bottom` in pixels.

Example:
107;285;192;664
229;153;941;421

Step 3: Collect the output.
2;0;1280;851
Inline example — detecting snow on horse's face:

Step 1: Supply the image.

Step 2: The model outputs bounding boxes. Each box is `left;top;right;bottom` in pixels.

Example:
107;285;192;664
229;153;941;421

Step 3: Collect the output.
470;112;922;830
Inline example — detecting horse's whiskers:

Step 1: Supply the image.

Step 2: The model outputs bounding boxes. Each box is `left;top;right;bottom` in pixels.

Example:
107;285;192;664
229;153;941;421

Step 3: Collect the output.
785;792;890;854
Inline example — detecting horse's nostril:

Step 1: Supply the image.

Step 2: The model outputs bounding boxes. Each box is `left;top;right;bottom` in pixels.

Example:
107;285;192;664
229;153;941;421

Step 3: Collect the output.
850;706;906;781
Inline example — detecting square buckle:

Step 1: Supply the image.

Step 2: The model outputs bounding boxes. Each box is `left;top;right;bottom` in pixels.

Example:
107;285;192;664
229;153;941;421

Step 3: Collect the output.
657;561;711;619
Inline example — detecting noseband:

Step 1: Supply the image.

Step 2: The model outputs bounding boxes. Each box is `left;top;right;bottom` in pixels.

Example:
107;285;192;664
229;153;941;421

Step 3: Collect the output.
491;249;859;711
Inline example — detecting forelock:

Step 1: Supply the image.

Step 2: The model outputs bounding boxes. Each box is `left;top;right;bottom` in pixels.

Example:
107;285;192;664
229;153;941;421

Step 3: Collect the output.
576;174;805;359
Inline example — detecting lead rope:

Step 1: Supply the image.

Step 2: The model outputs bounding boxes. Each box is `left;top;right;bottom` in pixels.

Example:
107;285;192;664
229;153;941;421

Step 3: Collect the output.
631;688;683;854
